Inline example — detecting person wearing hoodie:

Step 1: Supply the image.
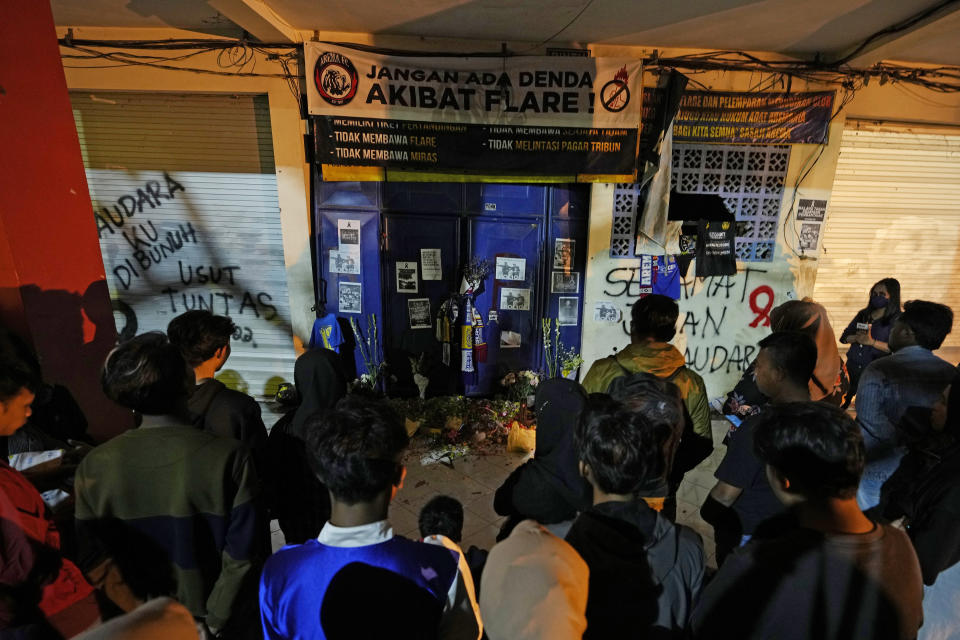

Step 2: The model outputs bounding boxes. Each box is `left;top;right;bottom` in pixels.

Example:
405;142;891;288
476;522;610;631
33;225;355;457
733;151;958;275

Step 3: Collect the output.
565;394;705;639
582;295;710;442
266;348;348;544
581;294;712;520
493;378;592;540
166;310;267;458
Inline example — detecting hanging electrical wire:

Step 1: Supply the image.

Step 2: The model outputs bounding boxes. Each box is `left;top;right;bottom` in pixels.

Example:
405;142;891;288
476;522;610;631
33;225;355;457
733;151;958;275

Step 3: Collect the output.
59;36;304;104
779;85;860;258
58;35;960;94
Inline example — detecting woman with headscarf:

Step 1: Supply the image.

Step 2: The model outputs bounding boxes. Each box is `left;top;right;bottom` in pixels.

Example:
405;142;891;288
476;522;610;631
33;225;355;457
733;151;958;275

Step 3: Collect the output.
267;349;348;544
493;378;592;541
839;278;901;404
880;368;960;639
723;298;850;419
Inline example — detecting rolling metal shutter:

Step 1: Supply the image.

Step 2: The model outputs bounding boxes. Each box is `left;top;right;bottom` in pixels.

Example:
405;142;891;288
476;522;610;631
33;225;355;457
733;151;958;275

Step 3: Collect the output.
71;92;296;421
814;120;960;356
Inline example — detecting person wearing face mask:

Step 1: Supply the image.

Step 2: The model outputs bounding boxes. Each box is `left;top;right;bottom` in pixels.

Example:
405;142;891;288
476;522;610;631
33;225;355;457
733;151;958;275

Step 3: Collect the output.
840;278;902;405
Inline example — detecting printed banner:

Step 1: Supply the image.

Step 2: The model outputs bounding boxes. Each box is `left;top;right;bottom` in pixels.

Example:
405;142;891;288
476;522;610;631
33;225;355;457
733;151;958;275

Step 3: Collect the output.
305;43;643;177
315;117;637;174
641;89;835;145
306;44;643;127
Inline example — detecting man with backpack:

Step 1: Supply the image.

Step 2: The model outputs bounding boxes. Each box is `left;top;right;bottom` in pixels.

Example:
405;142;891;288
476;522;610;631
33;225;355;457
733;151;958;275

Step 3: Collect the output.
582;295;712;517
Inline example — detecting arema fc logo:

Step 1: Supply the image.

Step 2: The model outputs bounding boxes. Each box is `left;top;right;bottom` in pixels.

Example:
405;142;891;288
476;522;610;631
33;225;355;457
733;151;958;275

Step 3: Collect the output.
314;52;358;106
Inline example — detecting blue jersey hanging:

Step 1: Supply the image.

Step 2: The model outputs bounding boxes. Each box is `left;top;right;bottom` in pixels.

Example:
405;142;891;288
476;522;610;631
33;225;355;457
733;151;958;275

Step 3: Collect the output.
653;255;682;300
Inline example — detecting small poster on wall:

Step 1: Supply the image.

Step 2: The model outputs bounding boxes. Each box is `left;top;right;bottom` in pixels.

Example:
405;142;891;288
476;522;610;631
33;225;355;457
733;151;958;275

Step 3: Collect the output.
420;248;442;280
558;297;579;326
329;250;360;275
798;223;822;251
797;199;828;221
500;287;531;311
594;301;621;322
338;281;362;314
495;257;526;281
553;238;575;270
396;261;419;293
408;298;432;329
338;219;361;254
551;271;579;293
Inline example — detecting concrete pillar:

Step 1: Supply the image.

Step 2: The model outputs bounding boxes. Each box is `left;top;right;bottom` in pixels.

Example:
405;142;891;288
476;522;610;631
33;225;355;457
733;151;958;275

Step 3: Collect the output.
0;1;132;440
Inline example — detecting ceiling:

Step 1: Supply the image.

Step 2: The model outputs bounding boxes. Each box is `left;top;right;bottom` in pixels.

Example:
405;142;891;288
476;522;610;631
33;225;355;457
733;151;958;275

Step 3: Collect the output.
50;0;960;66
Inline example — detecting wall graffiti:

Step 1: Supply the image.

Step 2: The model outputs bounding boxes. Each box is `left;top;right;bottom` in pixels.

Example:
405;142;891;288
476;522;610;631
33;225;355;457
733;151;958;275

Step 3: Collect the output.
97;175;200;291
748;285;774;328
94;171;291;363
598;264;777;377
160;283;278;321
94;172;185;237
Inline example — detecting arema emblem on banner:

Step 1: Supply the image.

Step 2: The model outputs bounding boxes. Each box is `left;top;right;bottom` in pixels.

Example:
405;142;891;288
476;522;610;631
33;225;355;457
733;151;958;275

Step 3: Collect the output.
314;51;359;106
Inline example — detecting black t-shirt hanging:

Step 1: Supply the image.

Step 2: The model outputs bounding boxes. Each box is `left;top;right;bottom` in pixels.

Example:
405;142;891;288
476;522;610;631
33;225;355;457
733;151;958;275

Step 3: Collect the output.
695;219;737;277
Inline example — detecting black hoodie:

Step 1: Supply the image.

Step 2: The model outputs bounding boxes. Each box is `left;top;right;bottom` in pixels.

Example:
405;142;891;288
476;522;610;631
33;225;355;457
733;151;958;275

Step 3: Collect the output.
188;378;267;448
566;500;705;639
493;379;592;537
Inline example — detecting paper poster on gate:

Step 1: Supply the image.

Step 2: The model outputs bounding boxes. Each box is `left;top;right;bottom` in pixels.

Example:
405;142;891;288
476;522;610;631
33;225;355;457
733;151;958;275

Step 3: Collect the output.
337;219;361;255
305;43;643;128
558;297;579;326
329;250;360;275
500;288;531;311
420;248;442;280
553;239;575;270
396;261;419;293
495;257;526;281
408;298;432;329
338;282;362;314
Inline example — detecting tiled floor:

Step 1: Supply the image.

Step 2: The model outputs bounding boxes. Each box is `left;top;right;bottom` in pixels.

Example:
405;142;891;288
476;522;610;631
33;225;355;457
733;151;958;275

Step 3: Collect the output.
273;417;732;568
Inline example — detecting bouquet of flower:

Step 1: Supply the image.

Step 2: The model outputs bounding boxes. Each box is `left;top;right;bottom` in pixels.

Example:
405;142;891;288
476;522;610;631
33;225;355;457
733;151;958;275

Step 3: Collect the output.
463;399;523;446
500;370;540;404
349;314;384;392
542;318;584;379
560;345;584;379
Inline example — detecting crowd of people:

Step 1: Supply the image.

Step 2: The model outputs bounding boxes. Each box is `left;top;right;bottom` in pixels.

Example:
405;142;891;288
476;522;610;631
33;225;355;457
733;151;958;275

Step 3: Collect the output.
1;277;958;639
